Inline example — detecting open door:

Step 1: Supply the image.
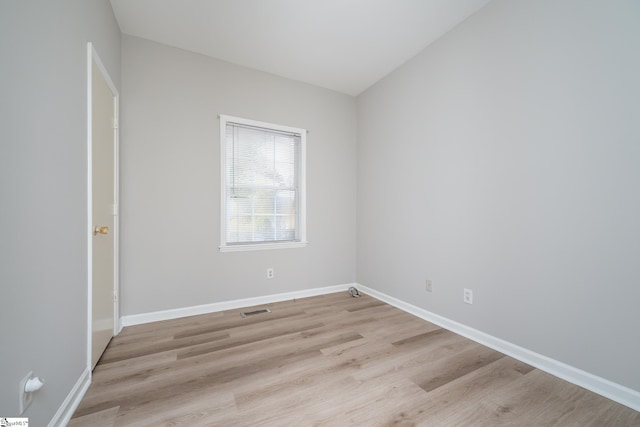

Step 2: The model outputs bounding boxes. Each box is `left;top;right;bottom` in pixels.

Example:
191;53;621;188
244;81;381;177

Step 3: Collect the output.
88;43;119;369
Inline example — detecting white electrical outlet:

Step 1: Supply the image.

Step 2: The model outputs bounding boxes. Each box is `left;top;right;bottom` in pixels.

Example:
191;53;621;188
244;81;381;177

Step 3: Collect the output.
463;288;473;304
267;268;274;279
425;280;432;292
19;371;34;415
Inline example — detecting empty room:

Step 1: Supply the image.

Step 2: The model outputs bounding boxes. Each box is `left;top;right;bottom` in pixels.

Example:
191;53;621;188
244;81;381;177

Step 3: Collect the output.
1;0;639;425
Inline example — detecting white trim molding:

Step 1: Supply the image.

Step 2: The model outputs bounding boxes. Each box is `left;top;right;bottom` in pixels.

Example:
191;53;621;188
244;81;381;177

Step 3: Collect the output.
356;284;640;412
121;283;354;327
47;368;91;427
220;241;307;253
218;114;307;253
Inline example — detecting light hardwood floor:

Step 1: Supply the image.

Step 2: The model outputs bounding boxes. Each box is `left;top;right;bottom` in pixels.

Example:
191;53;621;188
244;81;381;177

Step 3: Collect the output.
69;292;640;426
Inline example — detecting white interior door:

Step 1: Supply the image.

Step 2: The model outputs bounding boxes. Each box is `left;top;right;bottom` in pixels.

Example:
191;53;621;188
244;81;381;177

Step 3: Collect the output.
90;52;117;369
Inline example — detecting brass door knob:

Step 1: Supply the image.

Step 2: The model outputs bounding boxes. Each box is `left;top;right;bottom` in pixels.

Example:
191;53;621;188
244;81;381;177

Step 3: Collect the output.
93;226;109;236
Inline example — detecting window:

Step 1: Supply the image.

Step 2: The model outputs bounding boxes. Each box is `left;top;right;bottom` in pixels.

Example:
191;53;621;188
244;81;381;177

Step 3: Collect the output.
220;115;307;252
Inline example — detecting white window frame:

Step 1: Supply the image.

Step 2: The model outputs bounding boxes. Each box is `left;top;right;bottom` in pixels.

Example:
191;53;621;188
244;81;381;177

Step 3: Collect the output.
219;115;307;252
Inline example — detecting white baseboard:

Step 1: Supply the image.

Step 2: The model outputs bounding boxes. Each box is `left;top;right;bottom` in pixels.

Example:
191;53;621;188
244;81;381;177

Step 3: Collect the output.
356;284;640;412
48;367;91;427
121;283;355;327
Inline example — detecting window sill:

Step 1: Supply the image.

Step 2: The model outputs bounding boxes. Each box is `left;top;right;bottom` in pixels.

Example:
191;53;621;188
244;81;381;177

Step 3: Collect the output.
219;241;307;253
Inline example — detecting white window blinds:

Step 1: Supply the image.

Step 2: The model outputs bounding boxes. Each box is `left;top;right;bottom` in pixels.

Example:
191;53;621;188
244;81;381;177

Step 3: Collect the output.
220;115;306;250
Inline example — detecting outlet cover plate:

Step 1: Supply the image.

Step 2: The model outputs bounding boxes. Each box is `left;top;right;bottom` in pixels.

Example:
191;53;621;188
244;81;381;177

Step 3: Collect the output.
425;280;432;292
463;288;473;304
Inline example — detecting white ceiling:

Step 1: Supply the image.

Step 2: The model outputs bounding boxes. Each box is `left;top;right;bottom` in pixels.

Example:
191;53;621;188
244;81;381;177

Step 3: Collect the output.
110;0;492;96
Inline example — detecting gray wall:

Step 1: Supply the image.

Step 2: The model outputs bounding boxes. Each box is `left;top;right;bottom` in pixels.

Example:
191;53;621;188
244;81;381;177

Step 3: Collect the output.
3;2;637;422
357;0;640;391
0;0;121;424
120;36;357;316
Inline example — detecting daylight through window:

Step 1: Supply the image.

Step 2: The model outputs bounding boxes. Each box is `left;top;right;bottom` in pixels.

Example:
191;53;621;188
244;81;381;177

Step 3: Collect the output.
220;115;307;252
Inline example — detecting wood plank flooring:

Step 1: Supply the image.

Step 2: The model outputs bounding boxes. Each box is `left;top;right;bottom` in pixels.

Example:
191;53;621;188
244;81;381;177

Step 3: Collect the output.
69;292;640;426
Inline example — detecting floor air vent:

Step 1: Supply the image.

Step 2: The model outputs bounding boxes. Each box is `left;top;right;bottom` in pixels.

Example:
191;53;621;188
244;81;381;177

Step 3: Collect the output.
240;308;271;318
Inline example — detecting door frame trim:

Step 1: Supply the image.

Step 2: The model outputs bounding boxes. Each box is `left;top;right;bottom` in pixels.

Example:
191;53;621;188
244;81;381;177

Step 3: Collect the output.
87;42;120;372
